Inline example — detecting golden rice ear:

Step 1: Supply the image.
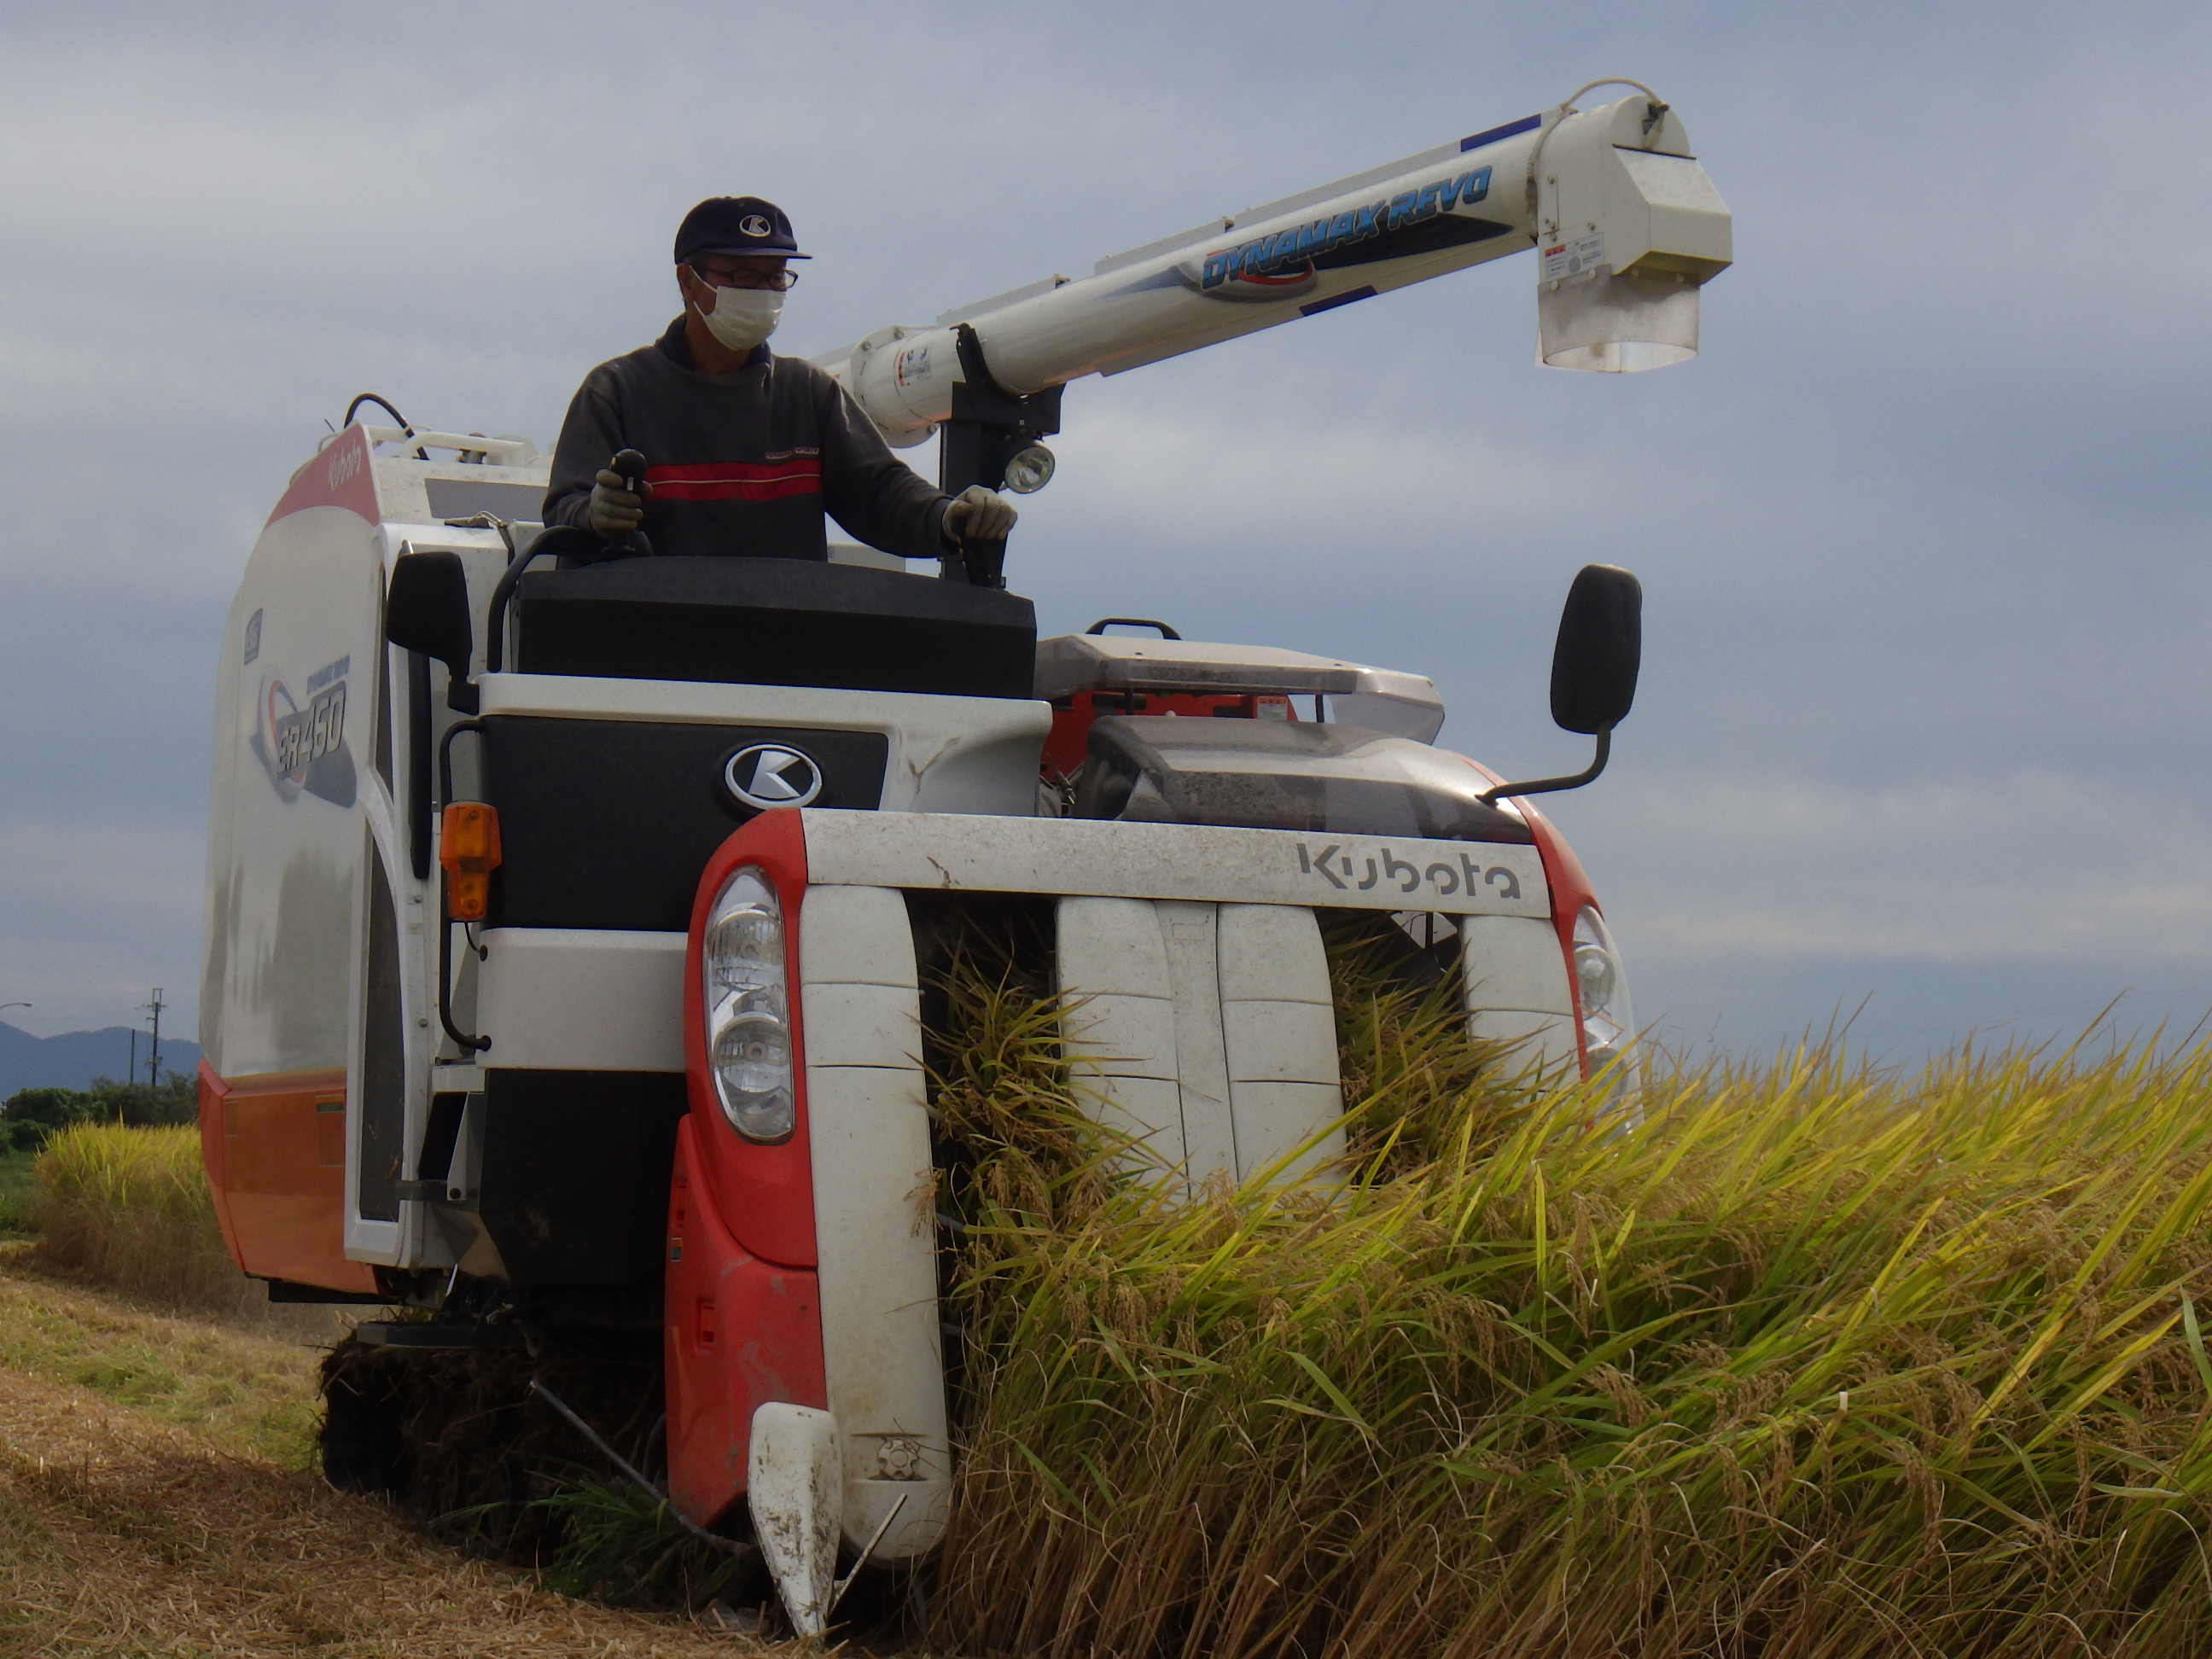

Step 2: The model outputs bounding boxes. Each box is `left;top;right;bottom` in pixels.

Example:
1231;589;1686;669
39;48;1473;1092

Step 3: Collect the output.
929;1017;2212;1658
1321;910;1540;1180
924;912;1153;1232
28;1122;248;1314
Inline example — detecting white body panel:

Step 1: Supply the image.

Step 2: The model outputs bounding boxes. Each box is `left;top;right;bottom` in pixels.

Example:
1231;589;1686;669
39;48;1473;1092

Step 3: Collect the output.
201;504;385;1081
1466;1008;1580;1078
800;809;1548;917
374;459;549;528
1217;904;1343;1181
798;885;949;1562
1458;914;1574;1015
1054;897;1190;1175
1459;914;1580;1079
1057;898;1346;1194
199;487;426;1266
747;1402;842;1638
474;928;685;1072
1155;900;1238;1180
1536;98;1732;282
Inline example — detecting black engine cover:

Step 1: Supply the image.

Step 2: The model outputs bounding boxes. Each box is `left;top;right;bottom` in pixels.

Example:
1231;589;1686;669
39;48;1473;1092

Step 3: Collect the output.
1074;716;1534;843
514;556;1036;700
480;716;888;931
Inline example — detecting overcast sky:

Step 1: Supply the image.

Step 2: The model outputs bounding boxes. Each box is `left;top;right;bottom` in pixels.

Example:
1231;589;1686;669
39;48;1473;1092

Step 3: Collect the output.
2;0;2206;1061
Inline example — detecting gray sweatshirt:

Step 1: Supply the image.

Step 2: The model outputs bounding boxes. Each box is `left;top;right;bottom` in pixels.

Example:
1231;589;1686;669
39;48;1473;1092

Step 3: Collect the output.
544;320;952;561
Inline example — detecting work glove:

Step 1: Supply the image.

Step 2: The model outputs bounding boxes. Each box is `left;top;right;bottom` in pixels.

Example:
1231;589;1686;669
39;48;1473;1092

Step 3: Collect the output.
586;469;649;538
942;485;1017;546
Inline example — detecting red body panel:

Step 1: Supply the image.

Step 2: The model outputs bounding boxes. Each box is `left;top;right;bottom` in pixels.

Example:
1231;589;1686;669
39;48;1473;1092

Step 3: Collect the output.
1440;750;1596;1074
1518;806;1596;1072
667;806;829;1525
196;1060;378;1291
663;1116;828;1527
263;422;378;527
679;807;818;1269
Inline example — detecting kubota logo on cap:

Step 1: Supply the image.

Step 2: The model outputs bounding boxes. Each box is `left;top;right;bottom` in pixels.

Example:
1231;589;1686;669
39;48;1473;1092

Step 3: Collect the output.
739;213;771;238
724;743;823;811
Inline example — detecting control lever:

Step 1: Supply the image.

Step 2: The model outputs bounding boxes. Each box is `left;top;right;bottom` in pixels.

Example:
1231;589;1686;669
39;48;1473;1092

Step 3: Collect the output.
605;448;655;558
960;534;1008;589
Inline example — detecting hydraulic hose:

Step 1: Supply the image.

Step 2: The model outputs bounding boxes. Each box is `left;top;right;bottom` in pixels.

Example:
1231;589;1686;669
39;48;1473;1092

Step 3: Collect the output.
342;393;427;459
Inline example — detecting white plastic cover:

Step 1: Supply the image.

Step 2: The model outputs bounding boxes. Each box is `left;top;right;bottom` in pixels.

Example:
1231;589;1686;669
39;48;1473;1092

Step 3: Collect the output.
1539;269;1700;372
748;1403;842;1637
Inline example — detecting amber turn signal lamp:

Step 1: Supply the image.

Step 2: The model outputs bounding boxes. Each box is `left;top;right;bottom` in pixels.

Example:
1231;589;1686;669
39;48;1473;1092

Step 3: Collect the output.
439;802;502;922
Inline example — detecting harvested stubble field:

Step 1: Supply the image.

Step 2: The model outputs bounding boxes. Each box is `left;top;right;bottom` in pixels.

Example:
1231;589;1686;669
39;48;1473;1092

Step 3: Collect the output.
0;1130;803;1657
0;1247;795;1657
12;931;2212;1656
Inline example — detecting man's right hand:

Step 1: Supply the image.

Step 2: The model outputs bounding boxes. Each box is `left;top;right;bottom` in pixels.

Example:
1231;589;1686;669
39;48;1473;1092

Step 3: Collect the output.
586;468;649;537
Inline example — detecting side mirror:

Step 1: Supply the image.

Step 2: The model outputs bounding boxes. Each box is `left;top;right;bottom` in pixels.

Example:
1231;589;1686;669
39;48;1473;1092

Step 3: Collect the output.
1550;563;1641;735
1479;563;1643;805
387;550;478;713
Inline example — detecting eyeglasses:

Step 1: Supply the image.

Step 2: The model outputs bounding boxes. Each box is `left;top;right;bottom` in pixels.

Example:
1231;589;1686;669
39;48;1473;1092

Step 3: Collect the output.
688;263;799;293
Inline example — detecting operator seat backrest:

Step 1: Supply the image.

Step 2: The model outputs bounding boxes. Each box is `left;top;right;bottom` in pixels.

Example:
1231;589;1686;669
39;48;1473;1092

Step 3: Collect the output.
513;556;1036;699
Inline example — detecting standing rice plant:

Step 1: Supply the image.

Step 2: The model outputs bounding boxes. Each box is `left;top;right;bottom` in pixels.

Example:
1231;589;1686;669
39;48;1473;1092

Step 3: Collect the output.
1323;910;1544;1173
31;1121;250;1313
926;940;2212;1659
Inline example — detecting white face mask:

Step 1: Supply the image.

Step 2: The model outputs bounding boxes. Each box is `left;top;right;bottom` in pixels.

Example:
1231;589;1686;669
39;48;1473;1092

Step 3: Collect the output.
695;282;783;352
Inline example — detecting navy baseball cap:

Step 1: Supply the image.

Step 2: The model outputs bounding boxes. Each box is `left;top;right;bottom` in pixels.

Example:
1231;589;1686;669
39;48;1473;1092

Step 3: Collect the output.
674;196;812;263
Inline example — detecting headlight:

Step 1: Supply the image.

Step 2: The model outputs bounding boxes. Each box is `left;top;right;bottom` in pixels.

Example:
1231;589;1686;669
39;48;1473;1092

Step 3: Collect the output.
1571;905;1636;1076
1002;443;1056;493
702;867;794;1141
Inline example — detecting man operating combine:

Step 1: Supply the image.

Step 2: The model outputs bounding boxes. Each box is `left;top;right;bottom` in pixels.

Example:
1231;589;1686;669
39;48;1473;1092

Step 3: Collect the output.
543;195;1015;562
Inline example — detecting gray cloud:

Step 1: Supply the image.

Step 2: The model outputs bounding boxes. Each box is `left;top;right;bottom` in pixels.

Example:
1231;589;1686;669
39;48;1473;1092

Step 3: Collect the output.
1;0;2204;1059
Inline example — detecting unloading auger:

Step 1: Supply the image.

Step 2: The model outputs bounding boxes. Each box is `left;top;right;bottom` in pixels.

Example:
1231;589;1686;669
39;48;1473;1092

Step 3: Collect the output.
196;81;1727;1634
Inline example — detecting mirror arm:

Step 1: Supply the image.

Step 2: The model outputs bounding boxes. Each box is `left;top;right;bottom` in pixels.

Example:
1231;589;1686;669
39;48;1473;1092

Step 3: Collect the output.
1478;723;1612;806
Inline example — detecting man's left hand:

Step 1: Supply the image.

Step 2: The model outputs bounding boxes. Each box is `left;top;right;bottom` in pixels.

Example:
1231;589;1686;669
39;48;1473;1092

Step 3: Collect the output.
943;486;1017;545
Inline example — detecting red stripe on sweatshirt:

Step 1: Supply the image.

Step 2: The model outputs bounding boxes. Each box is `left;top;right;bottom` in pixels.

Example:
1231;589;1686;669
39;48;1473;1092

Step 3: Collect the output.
644;458;822;503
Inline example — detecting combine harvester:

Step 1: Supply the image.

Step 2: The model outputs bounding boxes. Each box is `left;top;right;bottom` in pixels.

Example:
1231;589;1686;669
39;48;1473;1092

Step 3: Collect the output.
197;81;1729;1631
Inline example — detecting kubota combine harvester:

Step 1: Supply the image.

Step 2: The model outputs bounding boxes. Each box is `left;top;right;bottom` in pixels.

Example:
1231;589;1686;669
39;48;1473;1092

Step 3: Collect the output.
197;82;1730;1631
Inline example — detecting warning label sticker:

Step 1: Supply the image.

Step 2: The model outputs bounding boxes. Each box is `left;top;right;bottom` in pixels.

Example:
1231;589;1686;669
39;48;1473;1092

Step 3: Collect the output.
1540;233;1606;282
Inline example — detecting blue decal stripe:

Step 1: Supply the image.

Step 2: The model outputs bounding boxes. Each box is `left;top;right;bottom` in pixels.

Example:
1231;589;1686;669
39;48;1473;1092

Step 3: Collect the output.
1200;160;1490;291
1301;286;1377;317
1460;114;1541;152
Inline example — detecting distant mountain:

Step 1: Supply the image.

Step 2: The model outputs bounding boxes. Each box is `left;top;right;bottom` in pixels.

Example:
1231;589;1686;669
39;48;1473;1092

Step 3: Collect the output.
0;1022;202;1100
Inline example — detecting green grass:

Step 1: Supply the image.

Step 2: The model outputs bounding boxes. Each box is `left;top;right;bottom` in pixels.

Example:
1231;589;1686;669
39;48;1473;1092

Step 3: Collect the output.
0;1125;332;1464
528;1477;751;1610
0;1150;39;1239
0;1243;323;1464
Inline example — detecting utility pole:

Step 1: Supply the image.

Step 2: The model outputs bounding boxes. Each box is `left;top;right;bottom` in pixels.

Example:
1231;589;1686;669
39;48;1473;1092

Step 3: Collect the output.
144;988;164;1088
